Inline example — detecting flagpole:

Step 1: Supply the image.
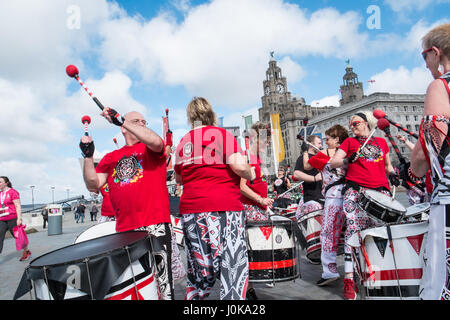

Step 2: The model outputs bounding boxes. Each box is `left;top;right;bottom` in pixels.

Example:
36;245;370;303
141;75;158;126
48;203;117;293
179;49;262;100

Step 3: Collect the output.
270;115;279;175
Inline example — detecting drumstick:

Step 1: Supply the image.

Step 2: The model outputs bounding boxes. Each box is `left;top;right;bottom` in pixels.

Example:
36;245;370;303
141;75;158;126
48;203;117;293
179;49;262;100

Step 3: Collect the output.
386;225;403;299
275;182;303;199
81;115;91;136
359;127;377;153
373;109;418;139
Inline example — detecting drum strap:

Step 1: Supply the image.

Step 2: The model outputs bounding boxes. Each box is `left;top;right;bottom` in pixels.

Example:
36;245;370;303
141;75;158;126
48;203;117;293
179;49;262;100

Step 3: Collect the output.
342;179;390;196
358;233;376;282
324;177;345;195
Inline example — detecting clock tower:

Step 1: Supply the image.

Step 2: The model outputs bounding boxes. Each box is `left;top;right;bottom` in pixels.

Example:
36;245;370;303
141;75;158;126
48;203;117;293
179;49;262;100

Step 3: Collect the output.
261;58;291;121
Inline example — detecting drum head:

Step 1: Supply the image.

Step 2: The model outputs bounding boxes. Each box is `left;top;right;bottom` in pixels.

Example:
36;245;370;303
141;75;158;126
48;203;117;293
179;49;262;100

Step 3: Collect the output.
363;189;406;213
405;202;430;217
74;221;116;244
31;231;149;268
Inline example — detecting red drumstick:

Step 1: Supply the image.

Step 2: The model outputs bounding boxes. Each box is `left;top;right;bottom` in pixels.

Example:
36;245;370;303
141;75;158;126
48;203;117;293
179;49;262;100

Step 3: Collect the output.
66;65;123;125
113;138;119;149
373;109;418;139
81;115;91;136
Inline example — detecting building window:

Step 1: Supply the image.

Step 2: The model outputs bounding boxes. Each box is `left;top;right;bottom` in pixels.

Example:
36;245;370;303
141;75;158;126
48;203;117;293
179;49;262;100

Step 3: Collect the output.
414;115;418;121
406;124;411;130
415;124;420;131
395;106;399;112
405;115;409;121
404;106;408;111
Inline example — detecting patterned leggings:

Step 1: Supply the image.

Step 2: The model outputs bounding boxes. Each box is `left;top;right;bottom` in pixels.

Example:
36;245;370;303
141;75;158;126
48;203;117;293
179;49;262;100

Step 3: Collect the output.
342;187;388;274
181;211;249;300
320;197;345;279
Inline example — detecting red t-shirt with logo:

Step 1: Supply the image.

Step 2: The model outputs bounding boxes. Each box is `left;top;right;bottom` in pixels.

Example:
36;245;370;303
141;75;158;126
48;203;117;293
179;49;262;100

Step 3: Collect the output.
174;126;244;214
0;188;19;221
239;154;268;210
96;142;170;232
100;183;115;217
339;136;390;190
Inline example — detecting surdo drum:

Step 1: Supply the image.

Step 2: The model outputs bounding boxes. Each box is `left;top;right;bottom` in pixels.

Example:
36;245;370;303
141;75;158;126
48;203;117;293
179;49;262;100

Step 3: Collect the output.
20;231;159;300
348;221;428;300
246;216;299;283
297;209;323;263
358;189;406;224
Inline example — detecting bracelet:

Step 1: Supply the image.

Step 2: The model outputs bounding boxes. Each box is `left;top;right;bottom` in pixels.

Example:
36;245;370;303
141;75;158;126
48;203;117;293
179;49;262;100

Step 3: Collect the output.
314;175;316;183
408;167;421;182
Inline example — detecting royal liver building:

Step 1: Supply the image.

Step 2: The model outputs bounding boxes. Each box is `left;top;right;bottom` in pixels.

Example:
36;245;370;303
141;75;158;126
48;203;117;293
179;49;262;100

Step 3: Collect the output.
258;57;333;168
258;59;425;168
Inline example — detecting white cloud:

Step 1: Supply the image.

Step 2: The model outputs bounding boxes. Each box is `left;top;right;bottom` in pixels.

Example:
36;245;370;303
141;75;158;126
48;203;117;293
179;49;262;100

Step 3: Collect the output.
278;57;306;84
97;0;368;108
366;66;433;95
310;95;340;107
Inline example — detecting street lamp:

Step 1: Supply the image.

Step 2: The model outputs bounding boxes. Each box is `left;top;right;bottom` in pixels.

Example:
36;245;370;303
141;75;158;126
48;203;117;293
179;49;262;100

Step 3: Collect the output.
51;186;55;204
30;185;35;209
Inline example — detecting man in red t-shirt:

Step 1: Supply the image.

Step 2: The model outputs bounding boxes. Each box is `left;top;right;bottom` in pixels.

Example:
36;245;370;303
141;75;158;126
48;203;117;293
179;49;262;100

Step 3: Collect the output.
97;183;116;223
80;109;174;300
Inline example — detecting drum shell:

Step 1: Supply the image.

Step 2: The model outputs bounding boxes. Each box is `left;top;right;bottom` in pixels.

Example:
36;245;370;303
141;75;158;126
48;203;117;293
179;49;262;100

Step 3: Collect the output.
246;218;299;283
27;231;158;300
354;221;428;300
298;210;323;262
33;254;158;300
358;190;406;224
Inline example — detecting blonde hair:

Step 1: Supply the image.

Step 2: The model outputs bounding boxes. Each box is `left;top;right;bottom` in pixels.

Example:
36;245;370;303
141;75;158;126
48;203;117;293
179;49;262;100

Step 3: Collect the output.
186;97;217;127
422;23;450;59
351;110;377;131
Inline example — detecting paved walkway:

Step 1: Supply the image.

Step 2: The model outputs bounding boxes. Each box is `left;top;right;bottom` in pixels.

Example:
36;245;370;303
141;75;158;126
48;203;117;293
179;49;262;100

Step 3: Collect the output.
0;210;348;300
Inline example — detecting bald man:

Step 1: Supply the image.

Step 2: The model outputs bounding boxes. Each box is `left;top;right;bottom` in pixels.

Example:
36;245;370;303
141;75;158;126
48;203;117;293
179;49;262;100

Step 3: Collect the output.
80;108;174;300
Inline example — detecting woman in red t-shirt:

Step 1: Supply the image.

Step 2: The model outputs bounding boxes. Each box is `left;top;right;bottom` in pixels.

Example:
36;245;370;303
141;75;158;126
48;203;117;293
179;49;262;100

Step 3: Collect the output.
0;176;32;261
330;110;399;300
174;97;255;300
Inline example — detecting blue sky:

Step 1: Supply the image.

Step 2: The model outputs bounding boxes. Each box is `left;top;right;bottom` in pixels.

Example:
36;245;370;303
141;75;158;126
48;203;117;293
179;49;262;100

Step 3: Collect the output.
0;0;449;205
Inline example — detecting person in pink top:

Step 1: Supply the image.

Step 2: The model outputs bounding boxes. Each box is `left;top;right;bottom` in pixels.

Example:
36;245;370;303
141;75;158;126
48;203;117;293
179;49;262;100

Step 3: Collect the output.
174;97;255;300
0;176;32;261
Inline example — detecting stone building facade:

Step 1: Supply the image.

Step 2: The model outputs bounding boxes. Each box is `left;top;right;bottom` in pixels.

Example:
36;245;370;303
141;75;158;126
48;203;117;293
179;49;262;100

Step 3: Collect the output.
258;58;335;167
258;59;425;168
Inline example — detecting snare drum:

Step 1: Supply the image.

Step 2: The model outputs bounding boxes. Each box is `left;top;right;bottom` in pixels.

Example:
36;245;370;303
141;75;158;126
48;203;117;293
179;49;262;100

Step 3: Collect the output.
74;221;116;243
275;203;298;220
246;216;299;283
358;189;406;224
403;203;430;222
15;232;159;300
297;209;323;263
348;221;428;300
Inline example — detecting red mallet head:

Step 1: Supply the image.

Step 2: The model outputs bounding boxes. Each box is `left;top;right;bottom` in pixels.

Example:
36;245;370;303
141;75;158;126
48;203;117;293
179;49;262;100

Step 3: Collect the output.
66;65;79;78
81;115;91;125
373;109;386;119
165;108;169;116
377;118;390;131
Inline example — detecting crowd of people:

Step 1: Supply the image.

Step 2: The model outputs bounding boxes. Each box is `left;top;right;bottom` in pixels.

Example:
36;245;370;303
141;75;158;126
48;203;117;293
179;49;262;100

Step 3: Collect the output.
1;23;449;301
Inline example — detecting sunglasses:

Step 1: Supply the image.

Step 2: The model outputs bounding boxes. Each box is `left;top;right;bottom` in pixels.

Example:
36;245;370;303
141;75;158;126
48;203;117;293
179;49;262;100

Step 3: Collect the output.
349;121;362;128
421;48;433;61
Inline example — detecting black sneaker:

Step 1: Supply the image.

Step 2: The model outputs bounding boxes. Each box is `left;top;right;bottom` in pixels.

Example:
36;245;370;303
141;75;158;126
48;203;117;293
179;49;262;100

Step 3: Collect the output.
316;276;340;287
246;288;258;300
